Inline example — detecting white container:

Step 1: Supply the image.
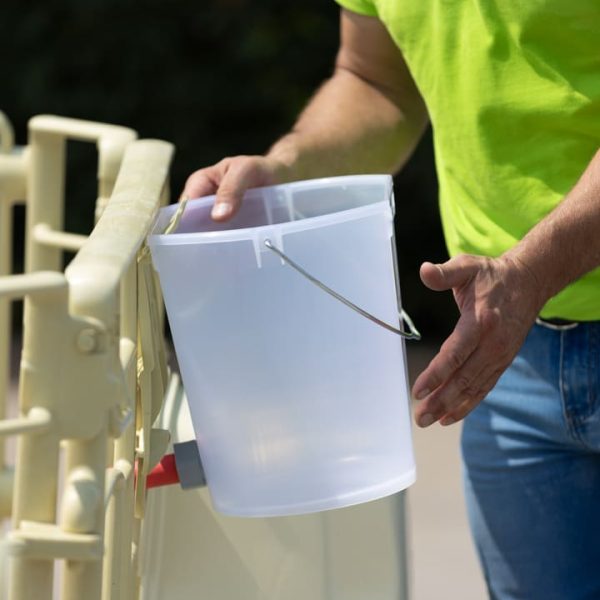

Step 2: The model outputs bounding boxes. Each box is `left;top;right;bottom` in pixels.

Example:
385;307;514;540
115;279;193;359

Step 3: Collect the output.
148;175;416;517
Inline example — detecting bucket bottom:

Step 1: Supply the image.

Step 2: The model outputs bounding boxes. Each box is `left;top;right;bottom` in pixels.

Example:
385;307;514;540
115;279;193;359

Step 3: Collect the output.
210;467;416;518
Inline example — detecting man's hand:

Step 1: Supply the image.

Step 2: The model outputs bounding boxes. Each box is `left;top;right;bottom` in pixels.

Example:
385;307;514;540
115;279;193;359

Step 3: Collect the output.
183;155;290;221
411;254;545;428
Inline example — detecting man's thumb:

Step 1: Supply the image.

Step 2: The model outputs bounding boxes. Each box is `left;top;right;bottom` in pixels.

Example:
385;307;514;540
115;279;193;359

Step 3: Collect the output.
420;257;475;291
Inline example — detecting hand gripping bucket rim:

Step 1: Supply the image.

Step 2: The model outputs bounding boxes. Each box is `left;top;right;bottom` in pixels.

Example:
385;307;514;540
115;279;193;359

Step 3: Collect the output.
154;175;397;244
148;174;419;517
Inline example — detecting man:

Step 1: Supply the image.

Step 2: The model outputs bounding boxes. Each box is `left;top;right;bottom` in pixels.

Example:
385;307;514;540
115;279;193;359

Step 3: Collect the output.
184;4;600;598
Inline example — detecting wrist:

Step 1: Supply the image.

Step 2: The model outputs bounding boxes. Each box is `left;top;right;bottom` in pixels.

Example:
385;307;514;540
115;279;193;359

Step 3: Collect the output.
265;135;301;184
499;248;552;314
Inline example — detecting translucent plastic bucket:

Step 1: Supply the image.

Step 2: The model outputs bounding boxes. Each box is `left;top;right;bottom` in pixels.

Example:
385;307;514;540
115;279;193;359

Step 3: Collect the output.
148;175;417;517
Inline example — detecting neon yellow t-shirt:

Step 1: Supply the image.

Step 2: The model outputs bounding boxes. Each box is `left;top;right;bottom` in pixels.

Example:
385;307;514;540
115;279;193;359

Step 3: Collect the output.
336;0;600;320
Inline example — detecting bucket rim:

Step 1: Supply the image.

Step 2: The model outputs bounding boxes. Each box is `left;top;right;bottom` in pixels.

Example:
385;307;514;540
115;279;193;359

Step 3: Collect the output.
148;174;394;247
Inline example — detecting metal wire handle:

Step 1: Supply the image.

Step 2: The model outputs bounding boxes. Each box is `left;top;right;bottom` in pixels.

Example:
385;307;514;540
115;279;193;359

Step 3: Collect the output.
163;194;189;235
264;239;421;340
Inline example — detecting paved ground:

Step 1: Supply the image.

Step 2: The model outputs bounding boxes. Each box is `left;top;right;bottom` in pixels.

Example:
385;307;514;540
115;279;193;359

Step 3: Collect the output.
406;345;487;600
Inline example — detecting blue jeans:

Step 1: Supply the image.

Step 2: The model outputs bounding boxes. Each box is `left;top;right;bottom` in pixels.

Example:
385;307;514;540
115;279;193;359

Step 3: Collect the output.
462;320;600;600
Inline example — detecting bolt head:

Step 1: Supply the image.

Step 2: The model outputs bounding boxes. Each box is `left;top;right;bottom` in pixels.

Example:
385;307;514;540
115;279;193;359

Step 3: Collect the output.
77;328;97;353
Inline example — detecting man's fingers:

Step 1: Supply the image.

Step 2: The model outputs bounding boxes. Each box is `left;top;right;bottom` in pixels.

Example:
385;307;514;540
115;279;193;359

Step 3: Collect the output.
412;315;479;402
420;255;478;292
182;156;282;222
210;165;244;221
437;329;512;410
183;166;222;200
181;158;255;221
211;157;274;221
439;370;502;426
415;344;505;427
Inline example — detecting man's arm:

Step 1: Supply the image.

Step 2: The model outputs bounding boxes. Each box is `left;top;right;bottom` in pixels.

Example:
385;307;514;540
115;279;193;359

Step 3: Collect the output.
183;9;427;220
412;148;600;428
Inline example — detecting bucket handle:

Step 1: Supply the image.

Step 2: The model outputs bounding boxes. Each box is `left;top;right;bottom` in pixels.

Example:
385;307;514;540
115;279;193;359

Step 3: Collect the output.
264;239;421;340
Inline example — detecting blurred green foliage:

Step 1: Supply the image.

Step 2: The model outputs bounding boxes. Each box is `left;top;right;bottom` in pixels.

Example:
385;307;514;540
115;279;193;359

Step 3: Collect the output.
1;0;456;339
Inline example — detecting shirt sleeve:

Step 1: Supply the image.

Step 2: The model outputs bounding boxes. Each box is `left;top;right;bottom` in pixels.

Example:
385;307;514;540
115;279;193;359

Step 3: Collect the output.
334;0;378;17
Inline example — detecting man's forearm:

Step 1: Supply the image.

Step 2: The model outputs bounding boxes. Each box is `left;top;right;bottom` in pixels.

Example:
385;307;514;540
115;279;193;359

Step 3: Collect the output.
265;9;429;184
266;67;428;183
183;10;428;220
505;148;600;305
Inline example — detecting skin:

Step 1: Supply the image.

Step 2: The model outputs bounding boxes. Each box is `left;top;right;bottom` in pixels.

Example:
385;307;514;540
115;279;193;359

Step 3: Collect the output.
184;10;600;428
183;10;428;217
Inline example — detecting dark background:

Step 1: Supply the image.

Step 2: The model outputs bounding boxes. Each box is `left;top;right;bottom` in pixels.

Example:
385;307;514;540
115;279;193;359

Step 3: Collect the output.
1;0;456;341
